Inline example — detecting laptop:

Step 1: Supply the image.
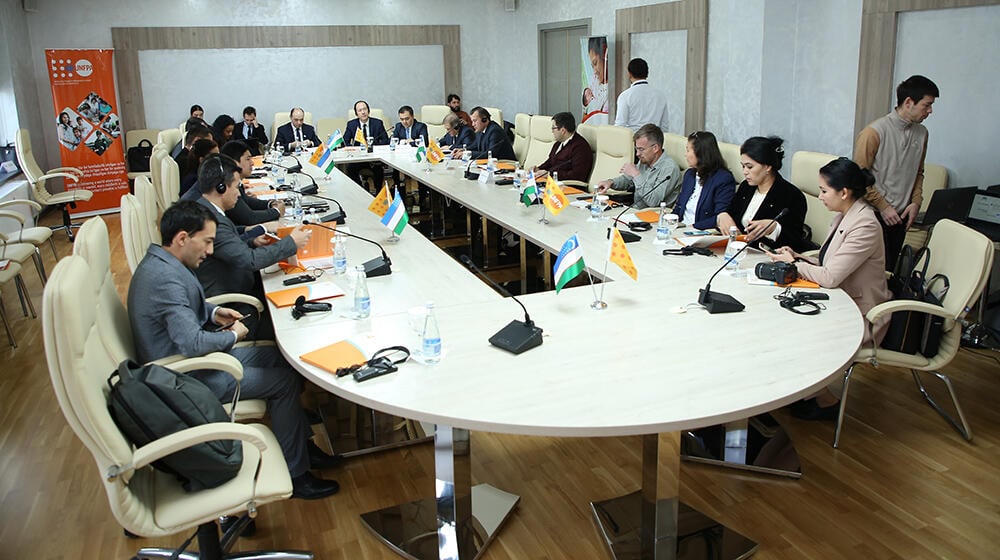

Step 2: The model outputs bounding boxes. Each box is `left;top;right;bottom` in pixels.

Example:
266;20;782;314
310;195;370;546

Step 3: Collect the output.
965;190;1000;241
914;186;978;226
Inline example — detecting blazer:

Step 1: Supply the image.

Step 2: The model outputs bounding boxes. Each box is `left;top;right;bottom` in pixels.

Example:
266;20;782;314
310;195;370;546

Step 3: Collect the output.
469;121;516;161
537;133;594;183
194;197;297;298
226;184;280;226
795;199;891;346
234;122;269;154
724;173;808;252
344;117;389;146
671;168;737;231
392;121;429;145
438;124;475;149
274;122;320;148
127;244;236;363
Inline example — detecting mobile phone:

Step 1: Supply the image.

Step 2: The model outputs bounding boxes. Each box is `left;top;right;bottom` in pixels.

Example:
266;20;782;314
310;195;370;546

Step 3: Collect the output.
212;315;249;332
283;274;316;286
683;230;712;236
795;291;829;300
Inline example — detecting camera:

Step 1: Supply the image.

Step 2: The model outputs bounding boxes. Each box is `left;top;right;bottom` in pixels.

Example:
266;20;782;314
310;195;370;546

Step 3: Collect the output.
755;261;798;284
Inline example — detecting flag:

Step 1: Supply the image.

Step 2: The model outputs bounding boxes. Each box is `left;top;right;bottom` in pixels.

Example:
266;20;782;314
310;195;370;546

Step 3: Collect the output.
520;170;538;207
380;190;409;235
308;141;338;174
553;234;586;293
415;145;427;162
427;139;445;164
543;176;569;216
609;228;638;280
354;126;367;147
368;184;390;217
307;142;327;166
327;129;345;150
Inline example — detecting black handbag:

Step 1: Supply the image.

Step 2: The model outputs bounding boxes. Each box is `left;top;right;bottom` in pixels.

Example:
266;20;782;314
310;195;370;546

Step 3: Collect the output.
920;274;949;357
126;139;153;173
882;246;949;356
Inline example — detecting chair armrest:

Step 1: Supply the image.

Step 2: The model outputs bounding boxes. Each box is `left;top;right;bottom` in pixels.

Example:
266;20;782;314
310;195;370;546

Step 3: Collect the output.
157;352;244;382
562;180;590;191
48;166;84;178
0;200;42;213
207;293;265;312
865;299;956;325
128;422;271;475
38;171;80;184
0;210;26;224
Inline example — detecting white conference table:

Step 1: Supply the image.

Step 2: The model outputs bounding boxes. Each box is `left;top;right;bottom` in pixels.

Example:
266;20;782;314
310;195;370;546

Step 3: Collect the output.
261;147;864;560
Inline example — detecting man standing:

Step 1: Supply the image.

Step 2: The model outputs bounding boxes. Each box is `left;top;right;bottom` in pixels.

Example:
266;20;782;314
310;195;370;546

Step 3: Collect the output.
344;100;389;147
234;105;269;155
533;112;593;183
454;107;515;161
392;105;429;146
855;75;939;271
274;107;320;151
614;58;670;133
597;124;680;209
447;93;473;127
128;201;341;500
438;113;475;149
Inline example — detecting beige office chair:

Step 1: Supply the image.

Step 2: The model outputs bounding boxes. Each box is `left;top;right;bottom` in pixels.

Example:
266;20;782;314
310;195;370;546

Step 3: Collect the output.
133;175;162;243
833;219;994;448
14;128;91;240
316;117;348;143
512;113;531;166
272;111;314;144
717;141;744;185
120;194;153;273
156;128;183;151
522;115;555;170
42;256;309;560
125;128;160;181
150;145;170;213
576;122;599;163
0;261;34;348
483;107;503;126
790;151;838;248
662;132;688;171
160;155;181;210
421;105;451;142
587;125;634;188
1;231;47;284
0;198;58;259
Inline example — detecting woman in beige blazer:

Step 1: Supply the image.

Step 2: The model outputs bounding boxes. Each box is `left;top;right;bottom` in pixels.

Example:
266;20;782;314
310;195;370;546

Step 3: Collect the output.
767;157;891;420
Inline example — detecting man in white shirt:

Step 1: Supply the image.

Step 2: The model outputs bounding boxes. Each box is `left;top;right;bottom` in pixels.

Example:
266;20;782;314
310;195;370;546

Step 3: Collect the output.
614;58;670;133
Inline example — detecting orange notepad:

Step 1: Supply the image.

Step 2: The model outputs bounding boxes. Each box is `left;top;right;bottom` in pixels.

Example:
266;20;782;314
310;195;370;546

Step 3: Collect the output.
251;155;265;167
265;283;346;307
276;223;336;259
778;279;821;289
300;340;366;375
475;159;516;171
561;186;585;195
634;210;659;223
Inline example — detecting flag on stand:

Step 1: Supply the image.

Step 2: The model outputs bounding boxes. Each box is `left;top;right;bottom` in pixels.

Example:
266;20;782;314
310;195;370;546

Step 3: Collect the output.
542;176;569;216
353;127;367;147
368;184;391;217
307;140;338;174
308;142;326;166
427;139;445;164
327;130;345;150
380;190;409;235
609;228;638;280
415;145;427;162
553;234;586;293
520;170;538;207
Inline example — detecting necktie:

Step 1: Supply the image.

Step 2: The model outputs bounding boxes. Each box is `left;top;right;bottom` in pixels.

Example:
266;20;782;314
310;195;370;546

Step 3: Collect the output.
406;128;410;140
363;124;369;140
245;124;250;138
296;127;302;143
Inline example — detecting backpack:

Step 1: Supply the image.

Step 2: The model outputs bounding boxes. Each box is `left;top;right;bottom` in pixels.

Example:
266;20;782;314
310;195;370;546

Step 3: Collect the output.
107;360;243;491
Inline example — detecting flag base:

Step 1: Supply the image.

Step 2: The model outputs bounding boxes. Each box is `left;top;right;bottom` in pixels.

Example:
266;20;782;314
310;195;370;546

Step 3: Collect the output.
386;233;400;244
590;300;608;310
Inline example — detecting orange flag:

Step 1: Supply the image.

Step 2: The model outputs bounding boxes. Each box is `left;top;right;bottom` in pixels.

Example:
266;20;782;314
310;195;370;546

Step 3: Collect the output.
368;184;390;217
609;228;638;280
543;176;569;216
428;139;445;164
307;142;327;165
354;126;368;147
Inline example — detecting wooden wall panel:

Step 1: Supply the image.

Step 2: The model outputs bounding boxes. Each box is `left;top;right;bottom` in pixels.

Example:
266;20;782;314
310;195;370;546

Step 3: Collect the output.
111;25;461;130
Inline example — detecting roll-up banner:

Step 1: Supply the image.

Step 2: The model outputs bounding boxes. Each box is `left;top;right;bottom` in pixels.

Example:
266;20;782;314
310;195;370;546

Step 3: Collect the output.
46;48;128;216
581;36;609;125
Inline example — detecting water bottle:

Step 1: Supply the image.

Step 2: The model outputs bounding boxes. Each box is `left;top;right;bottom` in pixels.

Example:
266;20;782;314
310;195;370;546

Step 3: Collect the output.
292;193;303;224
590;192;603;220
353;265;370;318
513;163;522;192
655;202;670;242
421;301;441;364
332;232;347;275
461;144;470;166
486;150;495;172
724;226;740;271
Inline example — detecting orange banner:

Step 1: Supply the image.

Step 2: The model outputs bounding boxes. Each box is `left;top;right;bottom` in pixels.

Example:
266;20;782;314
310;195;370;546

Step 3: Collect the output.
45;49;129;216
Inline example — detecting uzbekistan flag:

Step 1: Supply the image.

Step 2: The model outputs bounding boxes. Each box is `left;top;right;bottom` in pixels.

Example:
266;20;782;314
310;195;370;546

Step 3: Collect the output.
380;190;409;235
307;142;326;166
609;228;638;280
308;141;338;175
427;139;445;164
326;129;345;150
542;176;569;216
353;126;367;147
553;234;586;293
520;170;538;207
368;184;390;217
415;145;427;162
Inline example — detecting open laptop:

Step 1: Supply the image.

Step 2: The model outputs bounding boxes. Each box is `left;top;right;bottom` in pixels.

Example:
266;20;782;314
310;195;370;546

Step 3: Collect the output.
965;190;1000;241
914;186;978;226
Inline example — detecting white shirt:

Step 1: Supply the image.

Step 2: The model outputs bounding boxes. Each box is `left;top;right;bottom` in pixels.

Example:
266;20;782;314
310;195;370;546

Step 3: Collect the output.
741;189;782;242
682;175;703;226
614;80;670;132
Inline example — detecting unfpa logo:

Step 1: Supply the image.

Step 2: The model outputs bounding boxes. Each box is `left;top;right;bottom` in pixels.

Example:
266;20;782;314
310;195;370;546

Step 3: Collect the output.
75;59;94;77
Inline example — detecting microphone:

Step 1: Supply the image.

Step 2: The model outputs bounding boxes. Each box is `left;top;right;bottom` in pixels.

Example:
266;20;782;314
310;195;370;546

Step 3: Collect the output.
270;157;302;174
302;220;392;278
459;254;543;355
610;205;641;243
289;158;346;224
697;208;788;314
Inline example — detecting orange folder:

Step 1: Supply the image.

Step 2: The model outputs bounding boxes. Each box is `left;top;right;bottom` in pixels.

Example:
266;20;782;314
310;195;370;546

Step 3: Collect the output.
634;210;659;223
300;340;366;375
265;283;346;307
251;155;265;168
777;279;821;289
561;186;585;195
475;159;516;171
276;223;336;259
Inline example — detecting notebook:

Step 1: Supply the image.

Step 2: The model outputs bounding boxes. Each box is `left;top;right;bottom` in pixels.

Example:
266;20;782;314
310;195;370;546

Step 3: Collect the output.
965;190;1000;241
914;186;977;226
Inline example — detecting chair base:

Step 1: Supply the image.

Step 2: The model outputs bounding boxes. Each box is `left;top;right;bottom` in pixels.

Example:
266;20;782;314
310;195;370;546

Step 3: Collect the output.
134;521;312;560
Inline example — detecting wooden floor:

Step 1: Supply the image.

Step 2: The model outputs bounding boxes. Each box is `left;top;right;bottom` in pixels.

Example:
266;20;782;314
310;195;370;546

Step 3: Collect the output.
2;212;999;559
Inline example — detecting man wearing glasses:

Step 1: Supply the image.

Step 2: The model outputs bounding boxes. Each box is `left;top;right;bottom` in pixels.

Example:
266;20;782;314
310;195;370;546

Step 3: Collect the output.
596;124;680;209
532;112;593;183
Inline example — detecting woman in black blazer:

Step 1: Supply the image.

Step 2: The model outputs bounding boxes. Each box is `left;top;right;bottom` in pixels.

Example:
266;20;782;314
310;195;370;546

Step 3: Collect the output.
671;131;736;231
717;136;808;252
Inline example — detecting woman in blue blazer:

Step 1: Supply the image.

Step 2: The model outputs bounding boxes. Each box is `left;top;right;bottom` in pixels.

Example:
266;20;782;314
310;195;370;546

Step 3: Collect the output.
671;131;736;230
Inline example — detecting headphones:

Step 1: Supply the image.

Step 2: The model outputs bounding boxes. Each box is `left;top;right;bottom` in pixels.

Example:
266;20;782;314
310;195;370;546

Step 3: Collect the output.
215;157;227;194
291;295;332;320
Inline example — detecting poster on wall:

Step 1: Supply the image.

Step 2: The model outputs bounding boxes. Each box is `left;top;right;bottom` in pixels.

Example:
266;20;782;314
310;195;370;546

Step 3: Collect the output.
580;36;609;125
45;48;128;216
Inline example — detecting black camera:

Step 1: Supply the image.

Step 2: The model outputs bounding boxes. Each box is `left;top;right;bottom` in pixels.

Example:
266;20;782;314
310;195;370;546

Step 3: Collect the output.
755;261;798;284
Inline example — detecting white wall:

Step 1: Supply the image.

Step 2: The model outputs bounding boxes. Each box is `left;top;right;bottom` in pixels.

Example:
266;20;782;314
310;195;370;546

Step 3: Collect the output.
630;30;687;134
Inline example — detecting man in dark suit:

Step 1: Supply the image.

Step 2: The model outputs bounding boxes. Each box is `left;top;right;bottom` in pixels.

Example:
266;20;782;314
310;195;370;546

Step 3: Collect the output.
344;100;389;147
392;105;429;146
533;112;593;183
274;107;320;151
127;200;341;500
455;106;515;161
438;113;475;149
233;105;269;155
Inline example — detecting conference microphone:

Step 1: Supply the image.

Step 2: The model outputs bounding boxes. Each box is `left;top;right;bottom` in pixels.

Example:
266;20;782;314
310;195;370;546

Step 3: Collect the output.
270;157;302;174
697;208;788;314
302;220;392;278
459;254;543;355
288;157;346;224
610;204;642;243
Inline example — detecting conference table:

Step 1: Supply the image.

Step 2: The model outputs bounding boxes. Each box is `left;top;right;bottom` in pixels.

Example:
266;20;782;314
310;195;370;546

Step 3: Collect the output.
258;146;864;560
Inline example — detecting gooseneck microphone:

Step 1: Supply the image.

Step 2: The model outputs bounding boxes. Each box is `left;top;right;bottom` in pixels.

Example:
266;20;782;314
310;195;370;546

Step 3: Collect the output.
698;208;788;314
302;220;392;278
459;254;543;355
610;204;642;243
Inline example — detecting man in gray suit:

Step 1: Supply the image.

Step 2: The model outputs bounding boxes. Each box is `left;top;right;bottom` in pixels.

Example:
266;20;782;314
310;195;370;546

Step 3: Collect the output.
127;201;340;499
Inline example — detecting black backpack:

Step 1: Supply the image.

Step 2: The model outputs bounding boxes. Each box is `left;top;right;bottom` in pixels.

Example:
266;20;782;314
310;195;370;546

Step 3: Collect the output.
108;360;243;491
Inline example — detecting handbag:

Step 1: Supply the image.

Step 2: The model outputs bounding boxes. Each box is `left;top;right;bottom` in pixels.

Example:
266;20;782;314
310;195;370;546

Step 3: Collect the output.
126;139;153;173
882;246;930;354
920;274;950;357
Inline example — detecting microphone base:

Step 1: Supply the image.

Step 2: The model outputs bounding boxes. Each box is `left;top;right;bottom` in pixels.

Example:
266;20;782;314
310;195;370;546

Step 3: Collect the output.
488;320;543;355
363;256;392;278
698;289;745;314
295;184;319;195
320;210;346;225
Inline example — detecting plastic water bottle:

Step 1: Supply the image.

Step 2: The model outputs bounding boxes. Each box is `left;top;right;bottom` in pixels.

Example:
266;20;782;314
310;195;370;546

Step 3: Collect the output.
353;265;371;318
655;202;670;242
461;144;470;166
332;232;347;274
487;150;495;172
292;193;303;224
590;192;603;220
421;301;441;364
724;226;740;271
513;163;522;191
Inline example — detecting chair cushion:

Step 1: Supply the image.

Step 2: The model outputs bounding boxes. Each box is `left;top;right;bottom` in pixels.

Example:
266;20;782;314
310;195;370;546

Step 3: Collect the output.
0;242;36;264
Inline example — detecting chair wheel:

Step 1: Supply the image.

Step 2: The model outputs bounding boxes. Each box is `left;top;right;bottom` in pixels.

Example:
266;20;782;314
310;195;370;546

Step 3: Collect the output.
124;528;139;538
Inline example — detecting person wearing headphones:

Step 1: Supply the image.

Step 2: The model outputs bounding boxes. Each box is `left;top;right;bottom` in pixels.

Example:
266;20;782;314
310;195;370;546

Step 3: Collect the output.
595;124;681;209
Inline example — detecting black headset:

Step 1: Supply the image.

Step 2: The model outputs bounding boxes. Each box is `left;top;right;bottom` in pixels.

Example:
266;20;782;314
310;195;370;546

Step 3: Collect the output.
291;295;332;320
215;157;228;194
